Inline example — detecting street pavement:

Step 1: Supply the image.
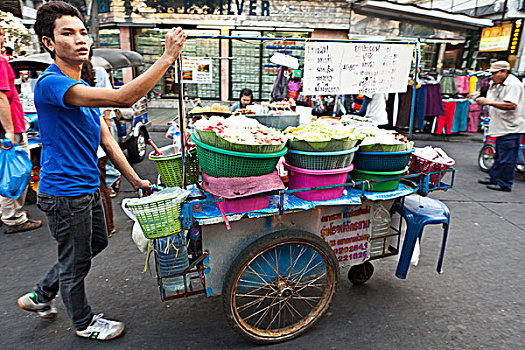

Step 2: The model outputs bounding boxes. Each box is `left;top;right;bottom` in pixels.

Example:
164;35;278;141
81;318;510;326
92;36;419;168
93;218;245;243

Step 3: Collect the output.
1;131;524;350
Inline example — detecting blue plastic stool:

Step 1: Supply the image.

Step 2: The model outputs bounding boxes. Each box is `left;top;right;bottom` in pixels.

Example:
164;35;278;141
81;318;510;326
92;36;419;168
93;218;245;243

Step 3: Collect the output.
394;194;450;279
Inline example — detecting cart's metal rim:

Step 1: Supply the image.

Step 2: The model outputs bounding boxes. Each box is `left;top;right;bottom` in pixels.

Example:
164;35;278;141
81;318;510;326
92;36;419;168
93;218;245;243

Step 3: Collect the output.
230;240;336;340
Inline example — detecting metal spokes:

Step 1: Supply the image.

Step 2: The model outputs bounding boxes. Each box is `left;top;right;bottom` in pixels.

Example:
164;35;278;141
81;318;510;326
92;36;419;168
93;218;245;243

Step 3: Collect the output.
234;242;332;333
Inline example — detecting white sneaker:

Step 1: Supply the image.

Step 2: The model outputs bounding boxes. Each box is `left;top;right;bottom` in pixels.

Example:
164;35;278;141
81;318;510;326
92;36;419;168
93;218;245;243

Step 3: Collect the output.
17;291;57;319
76;313;125;340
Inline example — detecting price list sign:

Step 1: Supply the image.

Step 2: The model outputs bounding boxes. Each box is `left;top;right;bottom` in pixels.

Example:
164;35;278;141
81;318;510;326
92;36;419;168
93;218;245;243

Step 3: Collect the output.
303;42;414;95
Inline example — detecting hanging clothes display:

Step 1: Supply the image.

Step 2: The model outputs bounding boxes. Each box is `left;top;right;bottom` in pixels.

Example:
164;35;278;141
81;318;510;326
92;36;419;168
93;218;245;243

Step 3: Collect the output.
395;85;413;128
424;83;445;117
415;84;427;130
479;78;491;98
450;100;470;133
467;102;483;133
469;76;478;95
455;76;470;95
434;100;456;134
440;76;458;95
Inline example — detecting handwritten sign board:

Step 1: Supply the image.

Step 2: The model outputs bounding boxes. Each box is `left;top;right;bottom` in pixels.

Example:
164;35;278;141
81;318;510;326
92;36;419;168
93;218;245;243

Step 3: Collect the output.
181;57;213;84
317;205;372;264
303;42;414;95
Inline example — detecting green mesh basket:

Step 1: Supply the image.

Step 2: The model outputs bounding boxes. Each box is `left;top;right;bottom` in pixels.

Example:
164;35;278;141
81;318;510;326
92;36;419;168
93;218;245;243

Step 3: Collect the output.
191;133;287;178
288;138;359;152
195;128;286;154
285;147;359;170
126;190;183;239
149;145;199;187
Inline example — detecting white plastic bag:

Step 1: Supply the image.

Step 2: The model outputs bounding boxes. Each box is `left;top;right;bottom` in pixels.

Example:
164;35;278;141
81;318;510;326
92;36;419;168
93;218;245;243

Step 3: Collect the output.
132;222;149;253
122;198;148;253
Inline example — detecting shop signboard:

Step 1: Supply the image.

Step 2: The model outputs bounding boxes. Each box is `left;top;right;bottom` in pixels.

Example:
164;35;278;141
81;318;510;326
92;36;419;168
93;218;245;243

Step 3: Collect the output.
508;20;522;56
98;0;351;29
479;23;513;52
302;42;414;95
180;57;213;84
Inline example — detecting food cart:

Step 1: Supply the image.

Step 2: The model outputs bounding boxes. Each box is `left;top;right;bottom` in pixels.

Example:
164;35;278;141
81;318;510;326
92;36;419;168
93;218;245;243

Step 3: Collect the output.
129;37;455;344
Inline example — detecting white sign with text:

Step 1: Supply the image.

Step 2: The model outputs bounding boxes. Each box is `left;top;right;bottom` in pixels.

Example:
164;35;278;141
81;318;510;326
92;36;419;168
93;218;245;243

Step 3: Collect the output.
181;57;213;84
303;42;414;95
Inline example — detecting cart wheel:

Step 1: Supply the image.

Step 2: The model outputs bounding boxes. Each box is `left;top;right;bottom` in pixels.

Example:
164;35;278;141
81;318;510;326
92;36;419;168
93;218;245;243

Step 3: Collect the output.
347;262;374;285
223;230;339;344
478;144;495;173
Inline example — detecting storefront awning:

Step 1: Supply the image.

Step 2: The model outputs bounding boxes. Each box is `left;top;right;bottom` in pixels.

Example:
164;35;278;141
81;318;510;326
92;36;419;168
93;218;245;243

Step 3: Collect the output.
350;0;493;30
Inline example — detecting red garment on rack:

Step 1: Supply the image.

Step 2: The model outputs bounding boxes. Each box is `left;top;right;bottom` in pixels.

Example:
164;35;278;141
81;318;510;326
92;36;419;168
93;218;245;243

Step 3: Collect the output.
435;101;456;134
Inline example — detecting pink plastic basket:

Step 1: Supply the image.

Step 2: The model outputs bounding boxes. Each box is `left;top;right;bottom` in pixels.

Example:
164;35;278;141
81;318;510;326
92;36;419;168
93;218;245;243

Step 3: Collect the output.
213;195;270;214
285;163;354;201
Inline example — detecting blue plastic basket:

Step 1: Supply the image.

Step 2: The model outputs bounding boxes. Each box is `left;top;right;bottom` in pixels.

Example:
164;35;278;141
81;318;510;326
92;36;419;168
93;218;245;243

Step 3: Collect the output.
353;149;414;172
285;146;359;170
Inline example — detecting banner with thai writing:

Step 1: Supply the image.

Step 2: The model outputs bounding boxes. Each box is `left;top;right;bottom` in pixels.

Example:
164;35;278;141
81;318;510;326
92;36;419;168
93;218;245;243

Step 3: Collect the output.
318;204;372;264
181;57;213;84
303;42;414;95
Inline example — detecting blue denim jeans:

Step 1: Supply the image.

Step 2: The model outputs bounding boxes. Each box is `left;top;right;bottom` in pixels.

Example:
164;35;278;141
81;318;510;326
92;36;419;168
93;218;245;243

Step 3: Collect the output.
489;133;522;190
34;190;108;331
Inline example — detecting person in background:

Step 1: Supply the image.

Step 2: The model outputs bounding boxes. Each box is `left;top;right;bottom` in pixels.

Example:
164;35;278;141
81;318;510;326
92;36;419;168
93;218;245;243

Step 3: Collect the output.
476;61;525;192
89;48;122;198
363;93;388;126
81;59;116;237
230;88;253;112
16;1;186;341
0;26;42;234
288;69;302;101
3;46;14;61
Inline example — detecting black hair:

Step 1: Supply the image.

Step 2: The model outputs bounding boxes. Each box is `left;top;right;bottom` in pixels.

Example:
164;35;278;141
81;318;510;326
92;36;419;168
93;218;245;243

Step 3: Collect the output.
34;1;84;59
5;47;13;55
81;60;96;87
239;88;253;100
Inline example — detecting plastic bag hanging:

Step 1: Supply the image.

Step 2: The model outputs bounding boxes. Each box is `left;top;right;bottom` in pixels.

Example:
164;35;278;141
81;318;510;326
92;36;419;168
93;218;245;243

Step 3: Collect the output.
0;139;32;200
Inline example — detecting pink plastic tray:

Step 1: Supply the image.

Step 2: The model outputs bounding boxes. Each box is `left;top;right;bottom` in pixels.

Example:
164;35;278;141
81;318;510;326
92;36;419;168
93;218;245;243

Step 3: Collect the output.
213;195;270;214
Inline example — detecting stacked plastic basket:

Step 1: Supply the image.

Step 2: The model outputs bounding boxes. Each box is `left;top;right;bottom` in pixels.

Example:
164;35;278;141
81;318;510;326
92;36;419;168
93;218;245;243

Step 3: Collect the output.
149;144;200;187
191;132;287;213
284;139;359;201
351;143;414;192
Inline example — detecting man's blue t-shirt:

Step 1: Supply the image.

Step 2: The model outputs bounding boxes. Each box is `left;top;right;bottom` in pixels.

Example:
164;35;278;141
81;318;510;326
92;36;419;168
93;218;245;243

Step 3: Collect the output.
34;64;101;196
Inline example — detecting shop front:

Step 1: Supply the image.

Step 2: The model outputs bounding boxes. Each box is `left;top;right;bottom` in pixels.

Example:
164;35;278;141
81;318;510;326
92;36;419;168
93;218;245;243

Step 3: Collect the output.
476;20;522;70
350;0;492;73
97;0;352;101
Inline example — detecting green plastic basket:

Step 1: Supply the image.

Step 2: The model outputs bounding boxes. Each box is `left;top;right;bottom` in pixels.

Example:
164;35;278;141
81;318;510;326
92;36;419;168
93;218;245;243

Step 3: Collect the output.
195;128;286;154
126;191;183;239
288;138;359;152
351;167;408;192
191;133;287;178
149;145;199;187
285;147;358;170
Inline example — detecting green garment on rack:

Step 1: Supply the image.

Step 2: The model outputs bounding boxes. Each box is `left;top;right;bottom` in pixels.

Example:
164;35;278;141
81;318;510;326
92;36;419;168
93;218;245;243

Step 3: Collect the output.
440;76;458;95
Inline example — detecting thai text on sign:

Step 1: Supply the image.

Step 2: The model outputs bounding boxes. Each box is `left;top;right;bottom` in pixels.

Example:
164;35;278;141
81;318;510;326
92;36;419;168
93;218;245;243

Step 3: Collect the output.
303;42;414;95
181;57;213;84
319;205;372;264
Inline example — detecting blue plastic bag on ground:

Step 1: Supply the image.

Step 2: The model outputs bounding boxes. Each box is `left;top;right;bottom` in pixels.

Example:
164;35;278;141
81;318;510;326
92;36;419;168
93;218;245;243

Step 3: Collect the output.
0;139;32;200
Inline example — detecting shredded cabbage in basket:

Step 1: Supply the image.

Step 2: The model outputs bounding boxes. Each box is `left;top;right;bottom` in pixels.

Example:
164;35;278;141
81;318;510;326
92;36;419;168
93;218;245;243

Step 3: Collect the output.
284;120;362;142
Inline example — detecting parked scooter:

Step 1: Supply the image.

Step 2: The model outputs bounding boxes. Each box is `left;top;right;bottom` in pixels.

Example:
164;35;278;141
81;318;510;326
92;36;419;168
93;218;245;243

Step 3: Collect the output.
478;116;525;173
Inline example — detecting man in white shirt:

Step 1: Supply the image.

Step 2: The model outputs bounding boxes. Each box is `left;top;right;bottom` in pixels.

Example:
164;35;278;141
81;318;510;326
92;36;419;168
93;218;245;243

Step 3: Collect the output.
476;61;525;192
